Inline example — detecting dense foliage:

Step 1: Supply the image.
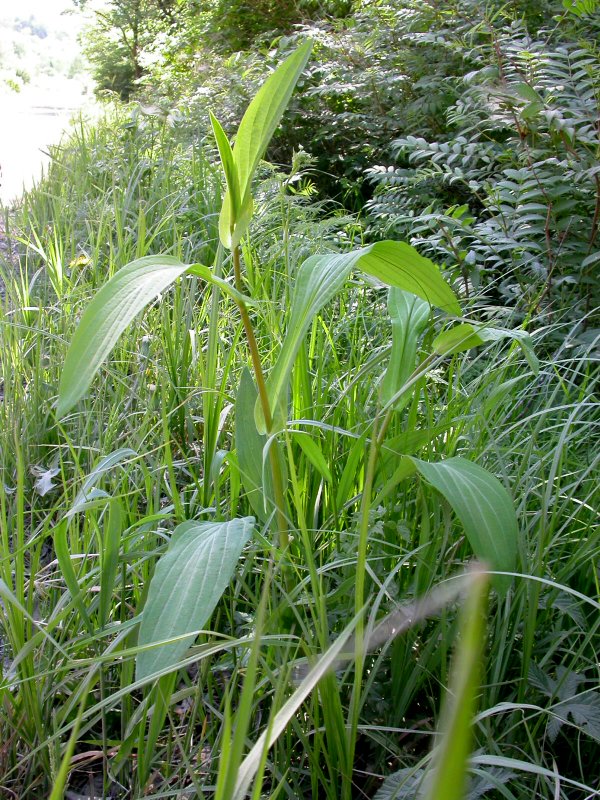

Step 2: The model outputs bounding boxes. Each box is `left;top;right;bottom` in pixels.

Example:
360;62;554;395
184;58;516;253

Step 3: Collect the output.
0;0;598;798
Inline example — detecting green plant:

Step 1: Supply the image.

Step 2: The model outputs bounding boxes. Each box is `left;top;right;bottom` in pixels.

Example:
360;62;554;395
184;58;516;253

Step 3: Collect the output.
53;39;527;794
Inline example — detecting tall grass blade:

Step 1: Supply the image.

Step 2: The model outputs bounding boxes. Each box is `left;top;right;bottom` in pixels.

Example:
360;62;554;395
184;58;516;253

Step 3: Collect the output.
232;610;362;800
420;567;488;800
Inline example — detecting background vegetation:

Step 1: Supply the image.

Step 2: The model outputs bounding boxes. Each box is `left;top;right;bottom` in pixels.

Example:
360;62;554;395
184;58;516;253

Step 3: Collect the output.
0;0;598;797
0;7;85;92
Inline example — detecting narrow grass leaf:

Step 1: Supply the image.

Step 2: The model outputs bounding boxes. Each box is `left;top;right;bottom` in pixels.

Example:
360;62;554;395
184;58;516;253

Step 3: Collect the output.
412;458;518;594
294;432;333;484
136;517;255;680
57;255;191;417
420;567;488;800
54;519;93;633
48;695;88;800
232;610;362;800
67;448;137;517
99;499;123;627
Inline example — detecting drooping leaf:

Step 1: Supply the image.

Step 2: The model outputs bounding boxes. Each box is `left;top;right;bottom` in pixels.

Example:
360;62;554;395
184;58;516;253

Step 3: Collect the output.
433;323;539;374
411;457;518;594
256;241;458;432
57;256;190;418
136;517;255;680
219;40;313;248
381;287;430;409
357;241;460;315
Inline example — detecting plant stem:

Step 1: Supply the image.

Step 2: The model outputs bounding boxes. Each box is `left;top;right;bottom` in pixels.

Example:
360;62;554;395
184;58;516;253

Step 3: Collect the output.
232;245;289;553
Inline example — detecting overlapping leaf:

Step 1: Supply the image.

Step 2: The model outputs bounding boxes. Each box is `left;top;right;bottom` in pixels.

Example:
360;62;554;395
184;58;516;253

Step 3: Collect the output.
256;241;459;432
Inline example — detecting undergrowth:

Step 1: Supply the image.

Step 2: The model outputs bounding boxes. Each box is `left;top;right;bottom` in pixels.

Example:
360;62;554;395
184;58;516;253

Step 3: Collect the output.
0;81;598;800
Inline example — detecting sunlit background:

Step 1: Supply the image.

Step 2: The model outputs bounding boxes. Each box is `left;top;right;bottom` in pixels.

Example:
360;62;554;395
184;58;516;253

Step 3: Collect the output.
0;0;92;205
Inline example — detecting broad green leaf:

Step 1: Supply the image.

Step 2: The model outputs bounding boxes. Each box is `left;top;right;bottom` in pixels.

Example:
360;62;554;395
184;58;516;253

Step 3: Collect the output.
256;241;458;432
381;287;430;409
411;457;518;594
136;517;255;680
255;250;351;432
421;568;488;800
210;111;240;228
57;255;190;418
432;323;485;355
514;82;543;103
359;241;460;314
433;323;539;374
219;40;313;248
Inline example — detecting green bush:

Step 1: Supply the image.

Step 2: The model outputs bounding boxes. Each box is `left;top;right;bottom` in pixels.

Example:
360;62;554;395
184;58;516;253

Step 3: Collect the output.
365;5;600;319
